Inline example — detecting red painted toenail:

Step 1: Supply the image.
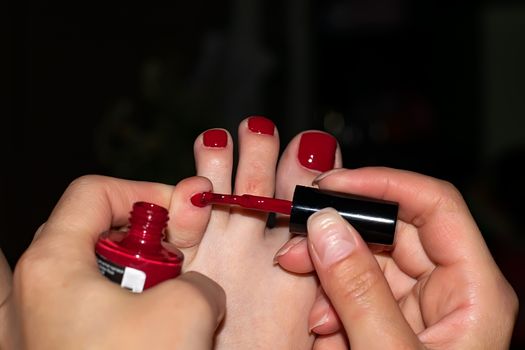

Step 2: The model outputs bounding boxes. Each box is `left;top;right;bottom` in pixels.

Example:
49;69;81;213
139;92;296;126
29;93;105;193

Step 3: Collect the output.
203;129;228;148
298;132;337;172
248;116;275;135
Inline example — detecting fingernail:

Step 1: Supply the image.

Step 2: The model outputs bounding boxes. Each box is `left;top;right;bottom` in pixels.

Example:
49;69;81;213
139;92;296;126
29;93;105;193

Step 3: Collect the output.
273;236;305;264
308;209;356;267
203;129;228;147
309;311;329;334
308;292;331;333
312;168;347;185
248;116;275;135
298;132;337;172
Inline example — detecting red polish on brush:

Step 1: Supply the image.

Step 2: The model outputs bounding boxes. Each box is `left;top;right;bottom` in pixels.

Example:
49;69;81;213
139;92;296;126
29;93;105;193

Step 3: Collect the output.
191;185;398;246
191;192;293;215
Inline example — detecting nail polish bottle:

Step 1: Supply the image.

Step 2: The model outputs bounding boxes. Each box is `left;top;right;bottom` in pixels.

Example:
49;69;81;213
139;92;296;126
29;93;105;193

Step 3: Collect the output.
95;201;183;293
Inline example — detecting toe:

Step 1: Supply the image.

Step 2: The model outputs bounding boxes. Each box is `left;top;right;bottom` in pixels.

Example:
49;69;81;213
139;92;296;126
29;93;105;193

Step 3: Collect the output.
269;130;341;255
228;116;280;235
275;130;342;201
233;116;280;197
193;128;234;227
194;128;234;194
166;176;213;256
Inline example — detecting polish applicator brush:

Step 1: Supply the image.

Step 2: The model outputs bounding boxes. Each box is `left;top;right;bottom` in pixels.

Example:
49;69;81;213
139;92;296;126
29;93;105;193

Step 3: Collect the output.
191;185;398;246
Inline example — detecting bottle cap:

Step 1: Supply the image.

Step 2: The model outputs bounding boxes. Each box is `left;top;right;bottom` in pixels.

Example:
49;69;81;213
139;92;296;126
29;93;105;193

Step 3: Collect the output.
289;185;398;246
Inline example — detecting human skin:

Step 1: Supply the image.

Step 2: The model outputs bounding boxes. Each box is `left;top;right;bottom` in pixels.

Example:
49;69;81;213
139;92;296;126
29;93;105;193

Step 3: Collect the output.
0;249;20;349
11;117;343;349
9;117;517;349
12;178;226;350
169;117;343;348
275;167;519;349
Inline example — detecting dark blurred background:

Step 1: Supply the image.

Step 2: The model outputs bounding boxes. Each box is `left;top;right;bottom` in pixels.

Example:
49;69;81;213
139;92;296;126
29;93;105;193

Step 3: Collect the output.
3;0;525;347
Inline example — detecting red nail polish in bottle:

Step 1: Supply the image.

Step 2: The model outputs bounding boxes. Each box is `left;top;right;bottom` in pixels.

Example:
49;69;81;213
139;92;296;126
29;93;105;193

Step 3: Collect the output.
95;201;184;293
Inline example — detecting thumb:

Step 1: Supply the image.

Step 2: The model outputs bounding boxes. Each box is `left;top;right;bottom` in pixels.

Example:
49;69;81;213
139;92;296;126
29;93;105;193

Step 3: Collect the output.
141;271;226;350
174;271;226;333
307;208;421;350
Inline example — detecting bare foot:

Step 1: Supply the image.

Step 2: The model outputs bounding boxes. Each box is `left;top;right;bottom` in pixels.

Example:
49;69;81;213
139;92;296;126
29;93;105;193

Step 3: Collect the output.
165;116;342;349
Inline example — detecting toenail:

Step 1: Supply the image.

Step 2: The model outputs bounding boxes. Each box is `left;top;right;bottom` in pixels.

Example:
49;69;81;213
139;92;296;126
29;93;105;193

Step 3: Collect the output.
247;116;275;135
203;129;228;147
298;132;337;172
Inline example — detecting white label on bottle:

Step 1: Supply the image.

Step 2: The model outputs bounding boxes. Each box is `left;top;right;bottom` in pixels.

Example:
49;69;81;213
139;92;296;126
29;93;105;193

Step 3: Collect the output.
121;267;146;293
96;253;146;293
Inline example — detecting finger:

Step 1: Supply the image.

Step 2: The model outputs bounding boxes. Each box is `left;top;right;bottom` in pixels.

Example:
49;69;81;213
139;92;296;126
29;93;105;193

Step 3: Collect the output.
176;271;226;327
308;208;421;349
140;271;226;350
308;287;342;335
314;167;490;267
274;236;314;273
27;175;174;265
312;332;349;350
0;249;12;306
0;248;18;349
167;176;213;249
30;223;46;243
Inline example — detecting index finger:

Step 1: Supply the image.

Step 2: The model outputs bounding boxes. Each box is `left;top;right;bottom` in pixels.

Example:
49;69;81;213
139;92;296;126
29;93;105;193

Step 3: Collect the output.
314;167;492;267
31;175;175;263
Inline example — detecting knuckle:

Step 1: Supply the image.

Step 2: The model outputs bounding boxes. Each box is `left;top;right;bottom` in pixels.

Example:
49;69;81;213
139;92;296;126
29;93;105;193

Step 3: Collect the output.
241;161;274;195
244;178;267;195
67;174;109;192
13;247;53;292
61;175;115;209
435;179;465;210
